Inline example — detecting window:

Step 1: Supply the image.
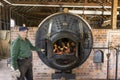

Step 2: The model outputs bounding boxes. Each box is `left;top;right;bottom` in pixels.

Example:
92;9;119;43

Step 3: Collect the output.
10;19;15;27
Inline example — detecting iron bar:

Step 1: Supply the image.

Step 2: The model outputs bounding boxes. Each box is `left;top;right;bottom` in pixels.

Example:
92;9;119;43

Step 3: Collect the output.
106;53;110;80
114;46;120;80
93;47;108;49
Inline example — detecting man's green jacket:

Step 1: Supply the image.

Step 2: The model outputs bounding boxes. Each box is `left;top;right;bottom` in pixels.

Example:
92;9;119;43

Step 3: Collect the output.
11;35;37;70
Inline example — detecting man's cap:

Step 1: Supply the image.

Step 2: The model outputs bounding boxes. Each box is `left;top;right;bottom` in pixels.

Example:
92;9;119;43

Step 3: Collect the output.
19;26;29;31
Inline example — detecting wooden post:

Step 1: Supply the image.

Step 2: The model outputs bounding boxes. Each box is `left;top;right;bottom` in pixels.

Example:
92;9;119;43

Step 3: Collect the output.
111;0;118;29
0;6;2;30
4;5;10;30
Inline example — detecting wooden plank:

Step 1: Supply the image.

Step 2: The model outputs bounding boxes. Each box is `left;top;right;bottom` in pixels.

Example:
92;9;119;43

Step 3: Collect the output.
111;0;118;29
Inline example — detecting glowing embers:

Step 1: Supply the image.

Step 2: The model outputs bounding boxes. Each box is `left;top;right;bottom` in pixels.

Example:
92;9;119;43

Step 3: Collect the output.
53;38;76;55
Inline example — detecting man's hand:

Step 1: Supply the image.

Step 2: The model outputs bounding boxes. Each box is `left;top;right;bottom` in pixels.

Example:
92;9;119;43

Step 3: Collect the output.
14;69;21;78
11;68;21;80
41;49;45;52
12;74;17;80
10;66;21;77
37;48;45;53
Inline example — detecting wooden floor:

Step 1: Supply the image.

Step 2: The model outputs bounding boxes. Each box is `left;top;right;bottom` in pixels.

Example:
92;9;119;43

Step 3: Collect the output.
0;59;12;80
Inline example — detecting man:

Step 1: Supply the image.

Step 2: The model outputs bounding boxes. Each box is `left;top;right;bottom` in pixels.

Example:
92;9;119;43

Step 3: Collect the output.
11;26;38;80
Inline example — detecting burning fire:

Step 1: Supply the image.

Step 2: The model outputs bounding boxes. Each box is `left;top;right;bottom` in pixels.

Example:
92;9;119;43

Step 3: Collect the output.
53;40;76;54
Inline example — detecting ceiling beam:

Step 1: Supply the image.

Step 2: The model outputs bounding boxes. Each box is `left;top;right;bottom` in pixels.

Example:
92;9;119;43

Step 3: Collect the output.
2;3;117;8
24;12;52;16
22;10;119;16
5;1;111;6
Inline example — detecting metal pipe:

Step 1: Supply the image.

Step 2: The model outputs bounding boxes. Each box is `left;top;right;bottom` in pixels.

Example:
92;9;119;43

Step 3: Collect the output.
107;57;109;80
69;10;119;15
115;47;120;80
106;53;110;80
3;0;120;8
115;48;118;80
92;47;108;49
3;0;11;5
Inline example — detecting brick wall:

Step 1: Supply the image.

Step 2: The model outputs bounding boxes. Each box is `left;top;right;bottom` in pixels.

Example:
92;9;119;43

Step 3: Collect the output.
11;27;120;80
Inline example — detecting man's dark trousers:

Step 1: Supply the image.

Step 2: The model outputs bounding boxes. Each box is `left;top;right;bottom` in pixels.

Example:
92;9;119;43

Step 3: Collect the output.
17;57;33;80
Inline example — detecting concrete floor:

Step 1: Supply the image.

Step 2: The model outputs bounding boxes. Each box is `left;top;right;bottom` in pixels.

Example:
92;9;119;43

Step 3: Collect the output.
0;59;12;80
